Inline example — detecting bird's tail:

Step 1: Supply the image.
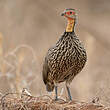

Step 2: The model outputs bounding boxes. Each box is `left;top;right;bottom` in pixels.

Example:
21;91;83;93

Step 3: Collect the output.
46;82;55;92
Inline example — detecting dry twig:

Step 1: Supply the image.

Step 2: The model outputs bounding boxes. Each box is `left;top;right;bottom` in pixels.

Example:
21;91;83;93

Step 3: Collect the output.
0;89;110;110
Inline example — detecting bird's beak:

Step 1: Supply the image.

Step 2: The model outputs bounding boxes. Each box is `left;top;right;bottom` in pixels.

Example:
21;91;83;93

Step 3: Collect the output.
61;12;65;16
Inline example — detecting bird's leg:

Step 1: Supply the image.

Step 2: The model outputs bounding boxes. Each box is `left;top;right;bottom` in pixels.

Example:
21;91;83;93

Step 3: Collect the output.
66;83;72;101
55;86;58;100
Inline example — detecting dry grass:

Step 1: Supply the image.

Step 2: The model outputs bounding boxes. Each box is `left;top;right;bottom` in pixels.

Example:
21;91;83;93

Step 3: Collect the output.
0;89;110;110
0;36;39;96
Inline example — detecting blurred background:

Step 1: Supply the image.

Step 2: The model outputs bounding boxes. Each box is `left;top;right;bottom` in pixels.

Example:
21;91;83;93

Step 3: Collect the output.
0;0;110;106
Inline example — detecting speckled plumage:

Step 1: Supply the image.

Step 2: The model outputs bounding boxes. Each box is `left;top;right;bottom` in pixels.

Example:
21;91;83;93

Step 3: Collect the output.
43;31;87;90
42;9;87;97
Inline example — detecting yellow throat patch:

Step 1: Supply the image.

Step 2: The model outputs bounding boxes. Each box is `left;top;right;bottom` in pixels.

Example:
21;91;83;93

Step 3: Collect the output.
66;19;75;32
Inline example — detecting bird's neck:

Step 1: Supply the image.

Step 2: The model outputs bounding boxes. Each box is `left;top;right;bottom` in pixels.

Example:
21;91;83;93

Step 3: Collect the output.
66;18;75;32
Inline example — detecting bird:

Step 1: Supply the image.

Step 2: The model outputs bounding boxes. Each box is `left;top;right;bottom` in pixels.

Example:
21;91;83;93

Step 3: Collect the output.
42;8;87;100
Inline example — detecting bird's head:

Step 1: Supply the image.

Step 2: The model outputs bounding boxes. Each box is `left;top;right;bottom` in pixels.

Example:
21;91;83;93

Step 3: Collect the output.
61;8;77;32
61;8;76;20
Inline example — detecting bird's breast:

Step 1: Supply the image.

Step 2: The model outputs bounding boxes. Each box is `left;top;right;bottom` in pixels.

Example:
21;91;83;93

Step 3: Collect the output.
47;38;87;74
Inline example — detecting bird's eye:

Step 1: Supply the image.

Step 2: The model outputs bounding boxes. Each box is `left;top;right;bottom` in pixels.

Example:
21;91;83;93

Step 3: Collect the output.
66;11;72;15
70;11;72;14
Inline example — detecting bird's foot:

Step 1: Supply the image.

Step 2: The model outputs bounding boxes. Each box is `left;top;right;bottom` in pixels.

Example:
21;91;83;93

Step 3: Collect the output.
55;97;59;101
54;96;60;101
54;97;66;102
66;98;72;102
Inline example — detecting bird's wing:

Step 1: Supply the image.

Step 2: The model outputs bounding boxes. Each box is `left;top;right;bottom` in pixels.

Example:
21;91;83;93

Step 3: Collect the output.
42;57;50;85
